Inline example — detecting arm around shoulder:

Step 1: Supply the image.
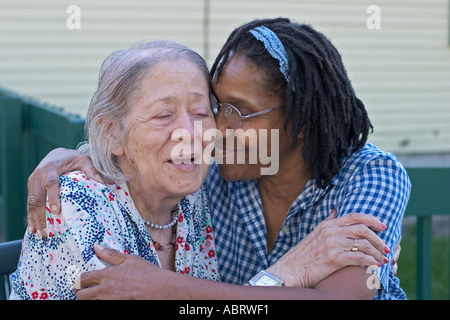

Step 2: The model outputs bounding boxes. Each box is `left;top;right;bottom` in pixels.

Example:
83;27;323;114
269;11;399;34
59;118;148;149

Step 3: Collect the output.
11;172;107;300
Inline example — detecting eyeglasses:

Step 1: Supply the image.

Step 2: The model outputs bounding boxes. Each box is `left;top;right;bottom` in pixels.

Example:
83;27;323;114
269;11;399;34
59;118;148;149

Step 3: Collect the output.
211;95;283;129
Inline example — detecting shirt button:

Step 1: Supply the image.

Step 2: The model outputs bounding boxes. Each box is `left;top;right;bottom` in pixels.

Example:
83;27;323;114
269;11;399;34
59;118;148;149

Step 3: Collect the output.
281;225;289;235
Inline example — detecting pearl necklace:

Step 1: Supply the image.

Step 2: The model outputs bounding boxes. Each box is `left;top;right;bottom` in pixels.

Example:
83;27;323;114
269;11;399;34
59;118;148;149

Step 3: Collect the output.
142;207;178;230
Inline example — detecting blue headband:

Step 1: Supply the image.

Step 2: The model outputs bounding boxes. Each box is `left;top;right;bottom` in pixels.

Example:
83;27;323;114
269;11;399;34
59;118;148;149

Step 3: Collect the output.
249;25;290;82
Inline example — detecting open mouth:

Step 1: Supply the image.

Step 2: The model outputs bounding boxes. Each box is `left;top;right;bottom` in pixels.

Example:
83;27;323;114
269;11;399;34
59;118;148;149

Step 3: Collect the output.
168;154;200;171
169;156;195;164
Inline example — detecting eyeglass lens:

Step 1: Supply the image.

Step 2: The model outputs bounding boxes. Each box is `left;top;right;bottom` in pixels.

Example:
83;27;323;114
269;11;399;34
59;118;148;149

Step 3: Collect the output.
216;104;240;128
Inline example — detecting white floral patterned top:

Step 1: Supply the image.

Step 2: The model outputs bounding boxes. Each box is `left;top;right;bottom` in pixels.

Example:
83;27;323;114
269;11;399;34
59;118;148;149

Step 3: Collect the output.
10;171;220;300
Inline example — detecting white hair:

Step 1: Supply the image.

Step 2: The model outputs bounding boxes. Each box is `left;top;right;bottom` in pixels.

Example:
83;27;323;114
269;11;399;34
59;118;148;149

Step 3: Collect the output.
78;40;210;183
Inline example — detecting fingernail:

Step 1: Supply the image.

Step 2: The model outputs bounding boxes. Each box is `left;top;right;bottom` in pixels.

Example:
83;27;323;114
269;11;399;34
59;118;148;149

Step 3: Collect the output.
380;222;387;230
73;275;81;290
94;243;105;250
377;262;381;268
331;209;336;214
384;257;389;264
50;204;59;214
385;246;391;254
36;230;43;240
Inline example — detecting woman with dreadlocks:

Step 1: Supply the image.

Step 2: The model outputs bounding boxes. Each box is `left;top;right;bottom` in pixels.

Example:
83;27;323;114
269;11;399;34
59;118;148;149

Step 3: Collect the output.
25;18;408;299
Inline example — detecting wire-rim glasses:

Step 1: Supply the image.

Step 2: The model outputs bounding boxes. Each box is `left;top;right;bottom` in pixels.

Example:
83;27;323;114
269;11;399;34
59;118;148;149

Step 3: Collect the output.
211;94;283;129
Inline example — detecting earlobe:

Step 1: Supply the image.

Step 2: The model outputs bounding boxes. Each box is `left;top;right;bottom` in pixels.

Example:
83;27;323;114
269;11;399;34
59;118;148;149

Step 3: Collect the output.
109;127;125;157
111;141;124;157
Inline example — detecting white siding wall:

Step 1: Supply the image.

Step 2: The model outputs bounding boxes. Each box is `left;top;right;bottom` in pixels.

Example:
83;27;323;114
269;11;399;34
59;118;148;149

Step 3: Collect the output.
1;0;449;155
0;0;205;115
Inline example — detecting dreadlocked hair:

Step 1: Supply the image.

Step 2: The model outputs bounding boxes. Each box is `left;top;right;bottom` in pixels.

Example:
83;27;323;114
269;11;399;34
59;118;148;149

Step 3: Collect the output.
211;17;373;188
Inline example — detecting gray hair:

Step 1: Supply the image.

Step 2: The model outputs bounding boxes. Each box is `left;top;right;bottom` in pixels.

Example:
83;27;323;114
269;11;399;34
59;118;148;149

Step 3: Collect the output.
78;40;210;183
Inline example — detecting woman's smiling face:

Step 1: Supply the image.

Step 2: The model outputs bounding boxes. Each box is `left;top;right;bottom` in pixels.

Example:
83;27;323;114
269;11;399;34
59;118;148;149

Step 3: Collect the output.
212;53;296;181
113;59;215;198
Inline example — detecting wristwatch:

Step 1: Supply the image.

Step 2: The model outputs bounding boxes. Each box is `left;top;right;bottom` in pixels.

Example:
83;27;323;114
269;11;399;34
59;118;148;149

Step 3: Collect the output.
249;270;284;286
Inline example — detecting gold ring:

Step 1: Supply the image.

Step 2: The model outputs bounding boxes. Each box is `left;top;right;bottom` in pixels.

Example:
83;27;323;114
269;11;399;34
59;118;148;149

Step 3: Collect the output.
351;239;359;252
28;197;35;205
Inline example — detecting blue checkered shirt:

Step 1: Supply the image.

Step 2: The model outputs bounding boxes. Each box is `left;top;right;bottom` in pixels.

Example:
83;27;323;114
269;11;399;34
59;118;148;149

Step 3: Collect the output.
205;143;410;300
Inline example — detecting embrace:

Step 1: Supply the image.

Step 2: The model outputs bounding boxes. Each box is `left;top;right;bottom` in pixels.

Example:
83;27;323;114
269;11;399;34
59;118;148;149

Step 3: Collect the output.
12;18;409;300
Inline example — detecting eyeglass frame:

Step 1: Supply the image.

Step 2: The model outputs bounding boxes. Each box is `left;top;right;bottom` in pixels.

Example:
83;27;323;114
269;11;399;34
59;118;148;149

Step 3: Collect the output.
211;94;283;129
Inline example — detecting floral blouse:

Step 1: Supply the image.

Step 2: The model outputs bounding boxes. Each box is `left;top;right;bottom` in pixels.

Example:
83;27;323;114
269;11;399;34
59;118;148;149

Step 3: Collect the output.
10;171;220;300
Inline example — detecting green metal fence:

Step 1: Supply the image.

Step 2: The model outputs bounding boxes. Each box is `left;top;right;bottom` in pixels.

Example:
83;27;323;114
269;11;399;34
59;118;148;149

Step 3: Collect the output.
0;88;85;241
403;167;450;300
0;89;449;299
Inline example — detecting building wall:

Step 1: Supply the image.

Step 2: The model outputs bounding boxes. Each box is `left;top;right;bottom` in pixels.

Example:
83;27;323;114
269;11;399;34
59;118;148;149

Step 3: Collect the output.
1;0;449;155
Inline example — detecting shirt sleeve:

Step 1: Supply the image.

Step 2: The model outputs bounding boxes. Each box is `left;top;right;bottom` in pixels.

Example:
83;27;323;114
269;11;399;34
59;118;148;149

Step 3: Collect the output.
9;173;108;300
336;153;411;295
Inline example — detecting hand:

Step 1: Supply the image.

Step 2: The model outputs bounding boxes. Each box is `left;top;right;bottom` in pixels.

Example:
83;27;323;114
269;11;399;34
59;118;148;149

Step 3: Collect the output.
266;210;389;288
75;244;162;300
27;147;101;236
392;236;401;276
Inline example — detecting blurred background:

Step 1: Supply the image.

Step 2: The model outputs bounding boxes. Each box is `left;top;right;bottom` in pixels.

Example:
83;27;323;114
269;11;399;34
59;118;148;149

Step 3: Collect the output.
1;0;449;156
0;0;449;299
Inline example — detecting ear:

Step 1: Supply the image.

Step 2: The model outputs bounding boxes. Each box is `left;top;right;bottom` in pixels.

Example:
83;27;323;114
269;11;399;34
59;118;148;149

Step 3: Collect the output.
100;117;125;157
110;139;124;157
297;125;306;141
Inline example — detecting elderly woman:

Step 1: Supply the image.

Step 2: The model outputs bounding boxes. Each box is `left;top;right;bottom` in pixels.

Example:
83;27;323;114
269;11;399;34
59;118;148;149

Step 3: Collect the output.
10;40;221;299
24;19;405;300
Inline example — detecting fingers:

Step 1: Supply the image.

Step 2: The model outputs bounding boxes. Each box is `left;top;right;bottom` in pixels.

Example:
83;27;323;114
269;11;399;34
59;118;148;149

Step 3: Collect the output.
75;269;107;299
46;152;101;214
339;251;382;271
26;148;67;236
317;211;391;258
94;244;128;266
26;163;61;239
329;212;387;232
392;237;402;275
324;208;337;221
73;154;102;183
76;245;143;300
78;269;103;290
315;217;390;267
393;237;401;263
26;147;99;238
344;237;387;267
346;224;388;255
45;167;63;215
321;237;386;272
318;231;388;268
76;285;103;300
27;170;51;235
75;245;126;299
75;268;122;300
392;258;399;276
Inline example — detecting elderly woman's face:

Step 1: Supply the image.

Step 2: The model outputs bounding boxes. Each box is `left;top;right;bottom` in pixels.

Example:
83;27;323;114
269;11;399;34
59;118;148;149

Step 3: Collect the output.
114;59;215;197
